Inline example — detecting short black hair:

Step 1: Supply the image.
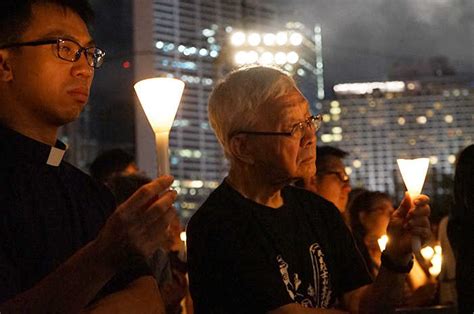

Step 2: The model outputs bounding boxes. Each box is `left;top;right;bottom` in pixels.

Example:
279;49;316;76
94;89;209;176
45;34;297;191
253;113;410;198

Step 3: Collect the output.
0;0;94;46
90;149;135;183
316;145;349;172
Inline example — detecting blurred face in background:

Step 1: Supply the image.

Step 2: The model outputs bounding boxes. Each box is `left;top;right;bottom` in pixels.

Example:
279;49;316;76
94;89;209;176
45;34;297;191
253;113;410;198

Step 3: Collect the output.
312;156;351;212
360;198;394;240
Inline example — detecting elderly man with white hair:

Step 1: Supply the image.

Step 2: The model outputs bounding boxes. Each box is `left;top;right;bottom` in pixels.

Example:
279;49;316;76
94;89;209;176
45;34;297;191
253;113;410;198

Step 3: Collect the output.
187;65;431;313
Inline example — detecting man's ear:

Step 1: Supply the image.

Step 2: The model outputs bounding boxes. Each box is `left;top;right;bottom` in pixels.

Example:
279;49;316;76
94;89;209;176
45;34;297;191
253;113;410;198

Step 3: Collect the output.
228;134;254;165
0;50;14;82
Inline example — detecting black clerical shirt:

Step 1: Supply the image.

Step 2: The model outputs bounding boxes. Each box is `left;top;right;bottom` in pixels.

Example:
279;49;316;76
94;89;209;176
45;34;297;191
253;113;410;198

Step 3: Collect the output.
0;125;148;303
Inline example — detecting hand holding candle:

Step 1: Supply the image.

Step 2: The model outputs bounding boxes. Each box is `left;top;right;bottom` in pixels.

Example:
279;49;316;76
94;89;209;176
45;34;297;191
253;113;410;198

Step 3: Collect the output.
397;158;430;252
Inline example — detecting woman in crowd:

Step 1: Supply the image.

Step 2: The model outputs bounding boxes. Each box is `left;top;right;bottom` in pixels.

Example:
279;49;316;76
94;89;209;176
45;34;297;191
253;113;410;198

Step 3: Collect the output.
448;144;474;313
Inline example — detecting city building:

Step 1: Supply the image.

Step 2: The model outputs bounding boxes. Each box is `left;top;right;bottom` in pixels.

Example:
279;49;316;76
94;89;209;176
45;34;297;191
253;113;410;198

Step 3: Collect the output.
133;0;322;219
320;65;474;216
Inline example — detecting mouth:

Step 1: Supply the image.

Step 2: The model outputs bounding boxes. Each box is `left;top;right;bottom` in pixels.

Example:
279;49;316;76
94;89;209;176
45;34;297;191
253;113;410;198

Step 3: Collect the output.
67;88;89;103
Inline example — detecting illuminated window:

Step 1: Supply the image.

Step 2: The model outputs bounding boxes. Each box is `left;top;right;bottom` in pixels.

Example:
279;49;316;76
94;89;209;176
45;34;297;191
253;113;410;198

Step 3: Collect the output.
321;134;333;143
416;116;427;124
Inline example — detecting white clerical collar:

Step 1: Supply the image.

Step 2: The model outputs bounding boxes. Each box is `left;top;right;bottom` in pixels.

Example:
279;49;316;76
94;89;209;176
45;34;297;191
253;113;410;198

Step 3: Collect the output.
46;145;67;166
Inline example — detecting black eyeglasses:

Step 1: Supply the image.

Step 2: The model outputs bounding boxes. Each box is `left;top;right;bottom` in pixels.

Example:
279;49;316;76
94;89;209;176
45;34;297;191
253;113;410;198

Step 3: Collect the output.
317;170;350;183
0;38;105;69
236;114;322;140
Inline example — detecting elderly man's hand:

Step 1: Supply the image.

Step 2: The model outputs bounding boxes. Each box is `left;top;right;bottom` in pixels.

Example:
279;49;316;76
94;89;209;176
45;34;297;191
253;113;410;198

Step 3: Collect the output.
385;193;431;259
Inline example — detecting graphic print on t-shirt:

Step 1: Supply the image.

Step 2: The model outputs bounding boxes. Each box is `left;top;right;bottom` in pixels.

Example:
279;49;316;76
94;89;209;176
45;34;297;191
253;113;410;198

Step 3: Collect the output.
277;242;332;308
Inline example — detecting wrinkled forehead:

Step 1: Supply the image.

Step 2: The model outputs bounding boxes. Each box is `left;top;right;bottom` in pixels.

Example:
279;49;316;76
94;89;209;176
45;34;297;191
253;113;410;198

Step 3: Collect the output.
262;88;310;122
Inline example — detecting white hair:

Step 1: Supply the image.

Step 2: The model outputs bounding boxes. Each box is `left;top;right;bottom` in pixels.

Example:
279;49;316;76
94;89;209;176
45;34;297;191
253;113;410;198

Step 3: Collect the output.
208;65;296;159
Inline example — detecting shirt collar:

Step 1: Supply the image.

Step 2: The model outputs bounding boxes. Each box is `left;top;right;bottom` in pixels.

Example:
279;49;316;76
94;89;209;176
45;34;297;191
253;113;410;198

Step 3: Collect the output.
0;124;67;167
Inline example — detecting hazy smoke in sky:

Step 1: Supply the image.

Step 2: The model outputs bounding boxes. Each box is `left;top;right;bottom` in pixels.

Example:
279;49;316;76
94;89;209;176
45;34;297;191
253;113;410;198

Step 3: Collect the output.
280;0;474;82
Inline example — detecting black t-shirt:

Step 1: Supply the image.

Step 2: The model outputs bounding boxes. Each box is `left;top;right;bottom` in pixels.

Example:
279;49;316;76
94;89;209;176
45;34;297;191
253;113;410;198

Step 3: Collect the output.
0;125;149;303
187;180;372;313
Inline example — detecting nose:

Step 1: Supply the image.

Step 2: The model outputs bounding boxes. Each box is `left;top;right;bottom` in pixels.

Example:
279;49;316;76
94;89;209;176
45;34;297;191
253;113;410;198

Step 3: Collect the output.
342;182;351;193
301;125;316;147
71;51;94;79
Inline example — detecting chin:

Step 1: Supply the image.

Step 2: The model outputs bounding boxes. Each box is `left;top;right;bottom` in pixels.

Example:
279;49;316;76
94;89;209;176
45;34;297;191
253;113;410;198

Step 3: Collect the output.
298;163;316;178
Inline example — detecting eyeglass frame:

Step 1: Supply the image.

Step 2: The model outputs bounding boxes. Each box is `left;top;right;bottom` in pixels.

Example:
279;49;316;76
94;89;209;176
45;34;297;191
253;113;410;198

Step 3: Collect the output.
235;114;322;138
0;37;106;69
317;170;350;183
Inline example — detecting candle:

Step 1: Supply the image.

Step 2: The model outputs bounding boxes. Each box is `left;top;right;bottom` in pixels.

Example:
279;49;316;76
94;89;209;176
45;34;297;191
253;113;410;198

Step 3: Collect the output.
397;158;430;252
134;77;185;176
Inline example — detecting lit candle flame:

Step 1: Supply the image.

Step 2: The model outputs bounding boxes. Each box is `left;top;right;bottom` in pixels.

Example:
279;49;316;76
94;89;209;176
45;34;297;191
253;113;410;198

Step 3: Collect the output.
378;235;389;251
429;248;442;277
180;231;187;242
420;246;435;260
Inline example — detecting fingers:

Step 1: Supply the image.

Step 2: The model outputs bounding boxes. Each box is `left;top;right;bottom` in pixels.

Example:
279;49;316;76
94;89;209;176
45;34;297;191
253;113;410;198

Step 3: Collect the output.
393;192;412;218
408;195;431;219
408;226;432;243
122;175;174;211
102;176;179;260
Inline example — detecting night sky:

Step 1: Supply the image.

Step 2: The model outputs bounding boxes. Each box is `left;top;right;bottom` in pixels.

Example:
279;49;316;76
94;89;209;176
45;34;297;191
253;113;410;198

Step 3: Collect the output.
281;0;474;86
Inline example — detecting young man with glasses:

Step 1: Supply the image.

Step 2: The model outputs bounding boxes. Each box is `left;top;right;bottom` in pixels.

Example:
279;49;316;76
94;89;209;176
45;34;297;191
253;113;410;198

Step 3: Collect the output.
187;65;432;313
0;1;177;312
297;146;352;214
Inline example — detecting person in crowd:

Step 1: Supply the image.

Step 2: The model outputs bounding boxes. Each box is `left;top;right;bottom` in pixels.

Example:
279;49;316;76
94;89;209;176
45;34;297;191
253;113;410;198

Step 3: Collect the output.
438;215;456;305
348;190;436;307
448;144;474;313
0;1;177;312
107;173;192;314
297;146;352;214
187;65;431;313
348;191;394;278
89;148;139;184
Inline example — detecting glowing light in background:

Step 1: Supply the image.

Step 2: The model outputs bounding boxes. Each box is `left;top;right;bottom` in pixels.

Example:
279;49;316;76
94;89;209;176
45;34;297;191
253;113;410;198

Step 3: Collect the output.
231;31;246;46
378;235;389;251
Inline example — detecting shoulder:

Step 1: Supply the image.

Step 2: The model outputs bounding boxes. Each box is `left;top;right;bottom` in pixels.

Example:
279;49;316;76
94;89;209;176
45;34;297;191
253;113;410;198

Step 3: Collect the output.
189;182;250;227
284;185;342;217
187;182;258;250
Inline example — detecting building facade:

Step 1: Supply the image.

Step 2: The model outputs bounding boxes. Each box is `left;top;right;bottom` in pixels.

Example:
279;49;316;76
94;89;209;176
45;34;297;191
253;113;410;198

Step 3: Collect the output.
320;75;474;213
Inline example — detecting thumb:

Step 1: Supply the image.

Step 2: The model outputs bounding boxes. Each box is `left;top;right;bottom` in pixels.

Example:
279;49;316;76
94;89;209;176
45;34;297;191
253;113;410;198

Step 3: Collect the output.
394;192;412;218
